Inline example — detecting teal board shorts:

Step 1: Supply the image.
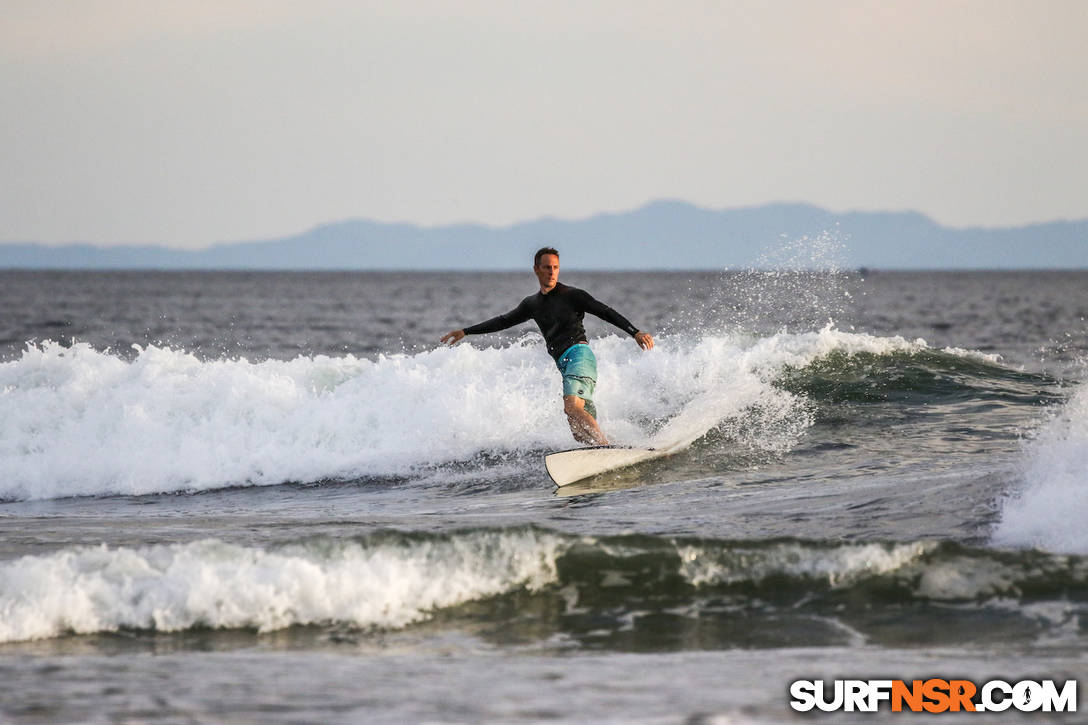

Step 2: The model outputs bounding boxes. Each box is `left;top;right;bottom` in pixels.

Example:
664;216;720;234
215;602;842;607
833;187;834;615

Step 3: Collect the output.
556;342;598;419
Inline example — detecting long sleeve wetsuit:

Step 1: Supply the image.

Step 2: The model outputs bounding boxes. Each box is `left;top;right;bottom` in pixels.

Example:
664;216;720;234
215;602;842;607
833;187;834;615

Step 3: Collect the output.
463;282;640;360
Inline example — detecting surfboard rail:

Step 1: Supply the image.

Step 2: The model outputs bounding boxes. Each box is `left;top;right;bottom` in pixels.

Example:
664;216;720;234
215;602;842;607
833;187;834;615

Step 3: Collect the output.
544;445;665;487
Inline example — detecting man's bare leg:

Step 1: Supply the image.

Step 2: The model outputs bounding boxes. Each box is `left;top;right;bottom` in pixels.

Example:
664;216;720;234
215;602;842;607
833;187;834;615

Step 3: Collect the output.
563;395;608;445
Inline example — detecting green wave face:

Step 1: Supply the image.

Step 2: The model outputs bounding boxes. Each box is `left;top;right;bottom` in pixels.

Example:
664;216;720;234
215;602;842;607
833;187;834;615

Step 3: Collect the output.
441;531;1088;652
777;349;1064;406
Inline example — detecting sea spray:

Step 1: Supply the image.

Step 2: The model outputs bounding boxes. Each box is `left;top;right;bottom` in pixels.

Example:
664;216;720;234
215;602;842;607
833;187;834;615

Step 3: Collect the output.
702;229;860;337
994;382;1088;554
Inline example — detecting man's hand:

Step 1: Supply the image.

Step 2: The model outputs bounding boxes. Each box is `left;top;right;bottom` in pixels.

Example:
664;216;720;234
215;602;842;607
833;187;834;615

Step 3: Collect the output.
634;331;654;350
440;329;466;345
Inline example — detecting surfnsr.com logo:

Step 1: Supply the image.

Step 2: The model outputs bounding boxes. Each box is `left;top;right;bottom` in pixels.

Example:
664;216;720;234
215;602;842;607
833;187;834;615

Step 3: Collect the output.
789;679;1078;713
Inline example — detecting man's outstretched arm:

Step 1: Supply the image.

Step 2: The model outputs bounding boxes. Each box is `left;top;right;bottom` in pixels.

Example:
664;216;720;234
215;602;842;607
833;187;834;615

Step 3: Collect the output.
578;291;655;350
440;302;532;345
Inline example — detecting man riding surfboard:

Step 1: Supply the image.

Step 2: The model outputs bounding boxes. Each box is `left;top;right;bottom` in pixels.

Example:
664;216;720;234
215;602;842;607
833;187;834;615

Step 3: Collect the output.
440;247;654;446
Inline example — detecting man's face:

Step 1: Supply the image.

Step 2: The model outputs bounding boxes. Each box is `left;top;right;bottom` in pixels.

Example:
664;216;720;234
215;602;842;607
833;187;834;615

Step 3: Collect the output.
534;254;559;289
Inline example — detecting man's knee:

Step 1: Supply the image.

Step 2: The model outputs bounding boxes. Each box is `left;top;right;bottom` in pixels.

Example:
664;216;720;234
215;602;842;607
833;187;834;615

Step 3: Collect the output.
563;395;584;416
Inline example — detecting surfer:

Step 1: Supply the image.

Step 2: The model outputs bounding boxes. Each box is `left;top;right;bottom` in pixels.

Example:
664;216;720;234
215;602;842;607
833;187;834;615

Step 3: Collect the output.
440;247;654;446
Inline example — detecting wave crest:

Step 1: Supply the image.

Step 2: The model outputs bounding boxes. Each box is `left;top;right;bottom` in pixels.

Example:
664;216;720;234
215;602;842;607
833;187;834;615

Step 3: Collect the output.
3;529;1085;645
0;528;564;643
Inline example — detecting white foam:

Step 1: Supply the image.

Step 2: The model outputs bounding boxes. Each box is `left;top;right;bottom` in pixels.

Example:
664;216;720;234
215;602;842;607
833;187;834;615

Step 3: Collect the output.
677;540;1059;602
0;529;565;643
993;382;1088;554
913;557;1019;600
677;540;933;587
1;328;949;500
0;339;568;499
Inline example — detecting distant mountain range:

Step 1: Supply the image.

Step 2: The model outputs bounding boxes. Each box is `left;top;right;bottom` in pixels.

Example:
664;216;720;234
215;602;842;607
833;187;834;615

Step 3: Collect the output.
2;201;1086;270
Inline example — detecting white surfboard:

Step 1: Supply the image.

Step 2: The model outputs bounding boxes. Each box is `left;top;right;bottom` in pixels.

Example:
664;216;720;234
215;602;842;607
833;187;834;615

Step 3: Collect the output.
544;445;671;487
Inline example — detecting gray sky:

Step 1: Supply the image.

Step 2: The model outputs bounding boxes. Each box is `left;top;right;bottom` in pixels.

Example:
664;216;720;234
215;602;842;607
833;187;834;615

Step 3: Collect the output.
2;0;1087;248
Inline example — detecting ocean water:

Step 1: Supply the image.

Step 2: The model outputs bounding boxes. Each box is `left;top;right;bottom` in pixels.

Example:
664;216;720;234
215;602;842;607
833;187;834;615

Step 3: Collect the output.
1;267;1087;723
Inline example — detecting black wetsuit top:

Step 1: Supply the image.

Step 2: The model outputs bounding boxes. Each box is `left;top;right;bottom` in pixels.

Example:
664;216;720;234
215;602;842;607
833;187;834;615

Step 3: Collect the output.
463;282;640;360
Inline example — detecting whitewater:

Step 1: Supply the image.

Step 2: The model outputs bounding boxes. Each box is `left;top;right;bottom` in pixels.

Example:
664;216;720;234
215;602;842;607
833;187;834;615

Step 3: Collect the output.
2;327;991;501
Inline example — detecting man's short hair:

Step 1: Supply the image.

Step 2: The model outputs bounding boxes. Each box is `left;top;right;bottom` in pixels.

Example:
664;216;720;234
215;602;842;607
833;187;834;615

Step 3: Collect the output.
534;247;559;267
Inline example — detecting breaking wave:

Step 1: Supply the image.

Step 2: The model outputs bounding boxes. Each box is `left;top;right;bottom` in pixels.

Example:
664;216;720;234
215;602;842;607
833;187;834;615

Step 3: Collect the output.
2;527;1084;647
0;528;564;643
0;327;1046;500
